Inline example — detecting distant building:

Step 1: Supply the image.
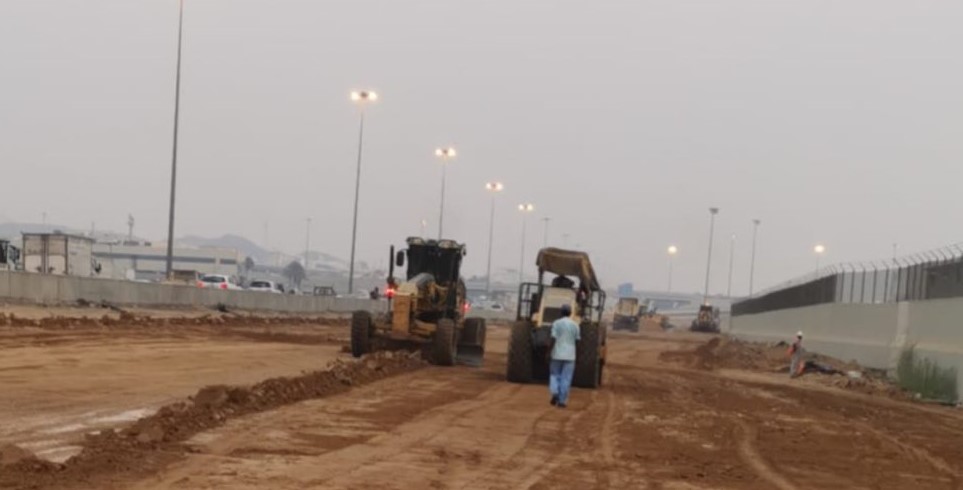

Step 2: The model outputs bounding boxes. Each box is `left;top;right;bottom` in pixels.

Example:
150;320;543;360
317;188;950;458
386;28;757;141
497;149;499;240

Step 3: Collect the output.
22;232;97;276
93;243;240;281
0;239;21;271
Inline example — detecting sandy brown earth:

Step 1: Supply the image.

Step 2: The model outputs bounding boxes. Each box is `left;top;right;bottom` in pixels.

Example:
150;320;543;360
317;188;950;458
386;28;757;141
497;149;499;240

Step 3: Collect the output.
2;310;963;490
0;308;349;464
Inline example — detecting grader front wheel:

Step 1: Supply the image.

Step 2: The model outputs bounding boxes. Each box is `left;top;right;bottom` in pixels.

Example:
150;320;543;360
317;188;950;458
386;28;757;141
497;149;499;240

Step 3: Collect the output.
432;318;457;366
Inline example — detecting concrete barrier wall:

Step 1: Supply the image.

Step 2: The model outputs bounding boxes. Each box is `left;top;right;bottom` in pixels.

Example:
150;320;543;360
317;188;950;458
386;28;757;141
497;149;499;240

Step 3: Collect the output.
0;271;383;315
730;299;962;399
729;303;900;368
902;298;963;396
468;309;515;323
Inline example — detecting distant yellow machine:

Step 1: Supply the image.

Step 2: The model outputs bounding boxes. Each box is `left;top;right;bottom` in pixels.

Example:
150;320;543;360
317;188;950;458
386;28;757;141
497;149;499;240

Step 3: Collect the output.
612;297;642;333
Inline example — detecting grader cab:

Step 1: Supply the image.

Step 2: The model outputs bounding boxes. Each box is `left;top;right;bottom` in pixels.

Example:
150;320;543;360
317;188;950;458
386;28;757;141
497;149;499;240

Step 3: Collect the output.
350;237;486;366
506;248;607;388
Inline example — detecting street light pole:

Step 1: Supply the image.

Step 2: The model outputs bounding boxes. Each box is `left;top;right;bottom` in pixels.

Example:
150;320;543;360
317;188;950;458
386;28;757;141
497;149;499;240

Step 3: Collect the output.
435;147;456;239
703;207;719;304
667;245;678;292
518;203;535;284
164;0;186;280
484;182;504;293
749;219;760;295
304;218;312;270
726;234;736;297
347;90;377;295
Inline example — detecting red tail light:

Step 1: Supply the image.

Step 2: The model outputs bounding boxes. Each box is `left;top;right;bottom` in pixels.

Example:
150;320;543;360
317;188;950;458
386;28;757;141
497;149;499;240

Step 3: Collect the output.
196;281;204;288
220;283;228;290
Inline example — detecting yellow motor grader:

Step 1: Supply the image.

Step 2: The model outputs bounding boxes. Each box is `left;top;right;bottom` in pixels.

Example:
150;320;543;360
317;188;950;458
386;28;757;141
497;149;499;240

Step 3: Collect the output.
350;237;486;366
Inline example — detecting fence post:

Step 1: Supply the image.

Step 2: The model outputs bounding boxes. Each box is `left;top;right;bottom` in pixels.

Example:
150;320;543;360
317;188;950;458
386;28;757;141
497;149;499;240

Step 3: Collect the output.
914;254;927;300
870;262;879;303
883;264;890;302
849;264;856;303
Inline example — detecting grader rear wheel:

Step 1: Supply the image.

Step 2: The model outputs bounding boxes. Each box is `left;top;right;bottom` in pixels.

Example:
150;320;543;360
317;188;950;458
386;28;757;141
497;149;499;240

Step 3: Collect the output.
350;311;372;358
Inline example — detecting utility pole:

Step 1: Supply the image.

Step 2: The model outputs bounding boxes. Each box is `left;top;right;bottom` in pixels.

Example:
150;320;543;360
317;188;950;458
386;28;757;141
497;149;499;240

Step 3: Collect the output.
703;207;719;304
726;234;735;297
164;0;186;280
304;218;312;270
484;182;504;293
749;219;760;295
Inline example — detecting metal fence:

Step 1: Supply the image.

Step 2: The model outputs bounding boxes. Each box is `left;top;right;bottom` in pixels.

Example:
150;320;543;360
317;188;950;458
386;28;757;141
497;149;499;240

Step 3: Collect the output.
733;243;963;316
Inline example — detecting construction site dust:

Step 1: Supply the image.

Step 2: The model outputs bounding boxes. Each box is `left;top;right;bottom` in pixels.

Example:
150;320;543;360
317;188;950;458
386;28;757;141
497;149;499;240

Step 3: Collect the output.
1;308;962;489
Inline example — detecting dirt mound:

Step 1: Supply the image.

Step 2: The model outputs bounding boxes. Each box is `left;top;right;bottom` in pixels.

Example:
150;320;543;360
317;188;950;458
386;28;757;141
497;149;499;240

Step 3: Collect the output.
1;444;39;467
0;350;423;490
824;374;908;399
660;337;786;371
661;337;908;400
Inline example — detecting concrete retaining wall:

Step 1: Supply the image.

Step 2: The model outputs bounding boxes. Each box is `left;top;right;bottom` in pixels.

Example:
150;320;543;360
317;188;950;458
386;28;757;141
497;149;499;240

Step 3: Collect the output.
901;299;963;398
730;299;963;400
0;271;383;314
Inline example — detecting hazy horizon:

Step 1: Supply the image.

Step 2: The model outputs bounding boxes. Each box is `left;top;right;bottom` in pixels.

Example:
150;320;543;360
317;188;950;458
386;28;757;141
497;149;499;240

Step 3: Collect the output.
2;1;961;295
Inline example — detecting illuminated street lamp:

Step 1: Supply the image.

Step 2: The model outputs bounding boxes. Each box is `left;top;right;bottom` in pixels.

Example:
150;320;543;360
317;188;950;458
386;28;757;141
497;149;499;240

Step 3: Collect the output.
667;245;678;292
814;244;827;272
518;203;535;283
435;147;457;238
347;89;378;294
484;182;504;292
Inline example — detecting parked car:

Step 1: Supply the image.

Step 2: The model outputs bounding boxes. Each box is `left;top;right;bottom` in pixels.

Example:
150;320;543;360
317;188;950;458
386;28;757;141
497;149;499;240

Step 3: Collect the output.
313;286;337;297
248;280;284;294
196;274;241;290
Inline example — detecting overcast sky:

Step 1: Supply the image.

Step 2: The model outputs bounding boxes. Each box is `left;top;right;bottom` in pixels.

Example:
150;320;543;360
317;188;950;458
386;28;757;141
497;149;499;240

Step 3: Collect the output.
1;1;961;294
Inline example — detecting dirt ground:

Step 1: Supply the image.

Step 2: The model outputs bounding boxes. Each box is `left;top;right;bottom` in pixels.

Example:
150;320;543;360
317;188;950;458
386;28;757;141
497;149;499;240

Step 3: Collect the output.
3;308;963;489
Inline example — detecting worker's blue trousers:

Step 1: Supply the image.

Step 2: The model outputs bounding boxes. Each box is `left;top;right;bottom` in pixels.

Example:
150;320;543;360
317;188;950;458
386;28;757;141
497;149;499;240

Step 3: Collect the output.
549;359;576;405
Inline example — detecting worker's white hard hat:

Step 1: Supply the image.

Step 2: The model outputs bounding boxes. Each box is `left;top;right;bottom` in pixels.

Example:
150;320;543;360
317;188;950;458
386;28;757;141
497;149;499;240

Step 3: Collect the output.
796;331;804;338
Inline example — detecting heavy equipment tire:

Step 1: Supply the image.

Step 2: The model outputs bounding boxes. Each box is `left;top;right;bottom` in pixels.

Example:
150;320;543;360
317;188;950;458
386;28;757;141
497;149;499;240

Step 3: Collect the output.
432;318;457;366
573;322;601;389
351;310;372;358
506;320;534;383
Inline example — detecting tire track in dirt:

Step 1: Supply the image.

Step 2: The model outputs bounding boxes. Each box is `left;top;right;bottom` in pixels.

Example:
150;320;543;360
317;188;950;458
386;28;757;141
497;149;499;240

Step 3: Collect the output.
136;376;527;490
848;419;962;487
315;381;528;488
734;420;799;490
503;401;590;490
